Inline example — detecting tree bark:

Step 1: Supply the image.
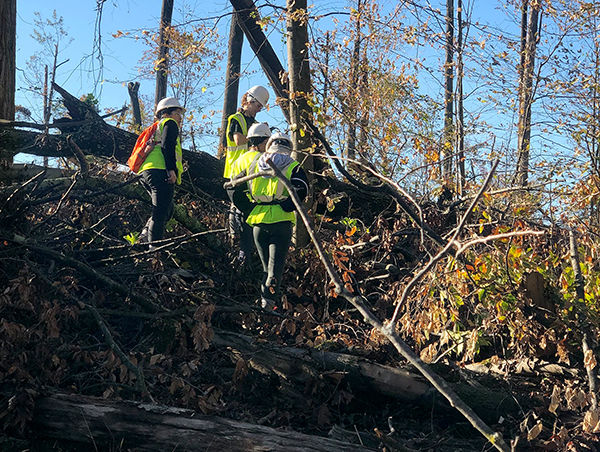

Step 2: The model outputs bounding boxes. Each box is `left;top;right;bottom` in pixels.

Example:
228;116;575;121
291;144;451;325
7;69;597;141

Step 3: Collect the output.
456;0;465;195
346;0;361;163
213;330;519;424
515;0;541;187
0;0;16;166
442;0;454;183
155;0;175;104
127;81;142;130
33;393;370;451
229;0;289;121
219;10;243;158
286;0;313;247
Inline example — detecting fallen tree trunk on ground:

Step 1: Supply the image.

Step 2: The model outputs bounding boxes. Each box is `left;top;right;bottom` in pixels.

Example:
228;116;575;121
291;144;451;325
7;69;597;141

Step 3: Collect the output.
33;393;372;451
0;84;226;199
212;330;519;423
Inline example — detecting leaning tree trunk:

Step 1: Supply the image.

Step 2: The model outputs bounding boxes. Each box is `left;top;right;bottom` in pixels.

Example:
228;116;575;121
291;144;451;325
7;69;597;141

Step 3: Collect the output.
0;0;16;166
229;0;289;122
515;0;541;187
219;10;243;158
155;0;174;105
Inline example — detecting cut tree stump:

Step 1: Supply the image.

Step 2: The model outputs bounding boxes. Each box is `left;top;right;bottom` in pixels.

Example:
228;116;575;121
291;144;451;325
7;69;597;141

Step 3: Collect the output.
33;393;373;451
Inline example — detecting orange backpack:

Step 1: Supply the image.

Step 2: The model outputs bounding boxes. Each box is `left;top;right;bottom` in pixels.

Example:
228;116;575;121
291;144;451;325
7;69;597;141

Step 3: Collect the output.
127;121;160;173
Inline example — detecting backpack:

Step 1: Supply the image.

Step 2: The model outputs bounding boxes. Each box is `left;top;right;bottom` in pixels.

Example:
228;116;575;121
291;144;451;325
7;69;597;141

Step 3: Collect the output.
127;121;160;173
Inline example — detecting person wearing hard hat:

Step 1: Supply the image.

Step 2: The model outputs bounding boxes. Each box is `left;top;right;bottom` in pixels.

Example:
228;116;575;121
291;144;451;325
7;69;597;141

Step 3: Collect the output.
224;85;270;266
228;132;308;309
227;122;271;234
138;97;185;245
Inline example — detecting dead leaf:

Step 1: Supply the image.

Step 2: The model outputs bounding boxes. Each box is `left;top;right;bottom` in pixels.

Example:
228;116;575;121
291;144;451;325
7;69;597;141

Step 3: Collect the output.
584;349;597;371
232;358;248;385
549;386;561;414
583;410;600;433
317;404;331;427
527;421;543;441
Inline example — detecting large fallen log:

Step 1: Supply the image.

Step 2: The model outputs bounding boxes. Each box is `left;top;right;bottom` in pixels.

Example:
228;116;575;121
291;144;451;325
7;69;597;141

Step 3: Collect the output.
0;84;226;199
33;393;372;451
213;330;520;424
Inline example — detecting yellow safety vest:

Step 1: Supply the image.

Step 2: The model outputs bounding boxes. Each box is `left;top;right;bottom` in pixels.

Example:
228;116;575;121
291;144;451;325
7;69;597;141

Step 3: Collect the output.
223;112;249;178
138;117;184;185
244;156;299;226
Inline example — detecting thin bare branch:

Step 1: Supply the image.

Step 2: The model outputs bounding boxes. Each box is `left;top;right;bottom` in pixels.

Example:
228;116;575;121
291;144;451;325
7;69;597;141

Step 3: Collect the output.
265;157;509;452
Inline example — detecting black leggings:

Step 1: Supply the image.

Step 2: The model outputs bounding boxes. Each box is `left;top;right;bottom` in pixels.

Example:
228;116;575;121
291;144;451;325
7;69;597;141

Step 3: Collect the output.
253;221;293;302
140;169;174;242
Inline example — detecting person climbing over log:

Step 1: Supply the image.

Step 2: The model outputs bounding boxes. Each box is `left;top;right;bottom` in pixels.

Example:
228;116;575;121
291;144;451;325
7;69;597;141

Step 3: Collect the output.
227;132;308;309
223;85;270;266
137;97;185;246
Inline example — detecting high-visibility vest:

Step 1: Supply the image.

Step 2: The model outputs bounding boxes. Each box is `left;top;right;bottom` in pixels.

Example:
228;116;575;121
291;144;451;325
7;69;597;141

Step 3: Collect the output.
223;112;249;178
138;117;184;185
244;155;299;226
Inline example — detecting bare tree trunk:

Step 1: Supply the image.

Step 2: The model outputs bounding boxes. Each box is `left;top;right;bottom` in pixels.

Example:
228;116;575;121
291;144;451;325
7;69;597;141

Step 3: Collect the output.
43;65;50;167
456;0;465;195
154;0;174;105
127;81;142;130
442;0;454;184
219;10;243;158
346;0;362;164
515;0;541;187
590;40;600;224
358;54;370;164
322;31;330;116
287;0;313;247
0;0;16;166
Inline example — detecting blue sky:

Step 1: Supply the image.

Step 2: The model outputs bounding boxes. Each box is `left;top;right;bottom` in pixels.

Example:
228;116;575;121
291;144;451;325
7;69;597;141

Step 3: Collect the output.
15;0;293;151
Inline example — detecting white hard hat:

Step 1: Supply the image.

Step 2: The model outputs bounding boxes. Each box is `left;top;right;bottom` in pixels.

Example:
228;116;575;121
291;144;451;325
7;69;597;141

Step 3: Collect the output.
247;122;272;139
246;85;269;107
155;97;184;116
266;132;292;154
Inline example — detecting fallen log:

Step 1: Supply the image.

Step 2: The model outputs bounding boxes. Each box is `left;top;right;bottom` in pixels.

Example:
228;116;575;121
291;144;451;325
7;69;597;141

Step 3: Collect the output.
0;84;226;199
33;393;372;451
213;330;519;424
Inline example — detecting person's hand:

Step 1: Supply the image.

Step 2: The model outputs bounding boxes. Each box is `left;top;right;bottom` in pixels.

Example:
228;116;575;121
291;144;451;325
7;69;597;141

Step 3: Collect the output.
166;170;177;184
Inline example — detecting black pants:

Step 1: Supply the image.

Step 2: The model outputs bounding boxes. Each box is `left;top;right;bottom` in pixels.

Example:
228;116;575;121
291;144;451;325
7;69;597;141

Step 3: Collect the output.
229;203;254;258
140;169;174;242
253;221;293;302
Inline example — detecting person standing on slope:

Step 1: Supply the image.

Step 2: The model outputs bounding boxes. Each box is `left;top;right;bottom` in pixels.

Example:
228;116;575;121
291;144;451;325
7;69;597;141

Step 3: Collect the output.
223;85;270;266
228;132;308;309
138;97;185;246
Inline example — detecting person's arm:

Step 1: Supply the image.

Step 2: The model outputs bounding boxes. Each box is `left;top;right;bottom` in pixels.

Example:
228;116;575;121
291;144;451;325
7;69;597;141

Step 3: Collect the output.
227;179;254;217
227;117;248;146
161;119;179;183
280;166;309;212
